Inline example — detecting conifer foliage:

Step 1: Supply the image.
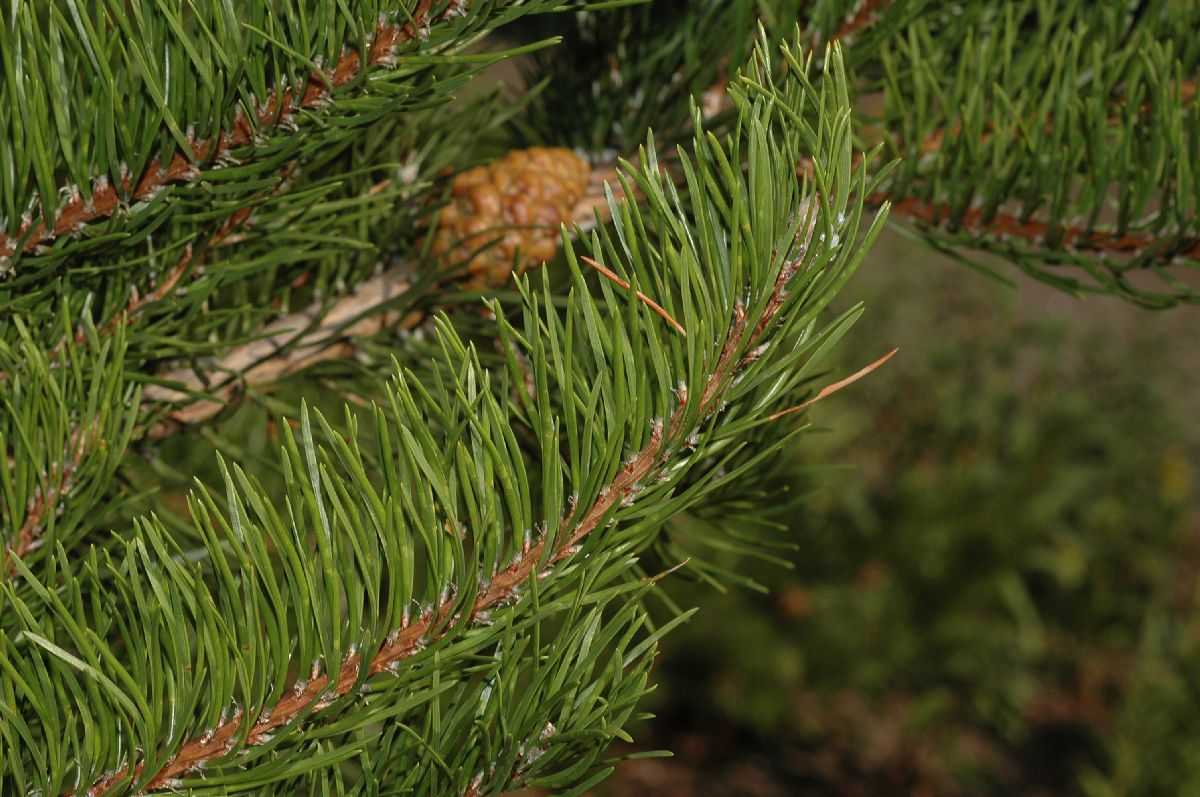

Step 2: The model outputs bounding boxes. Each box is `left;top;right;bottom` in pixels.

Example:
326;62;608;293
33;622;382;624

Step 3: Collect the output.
0;1;1194;795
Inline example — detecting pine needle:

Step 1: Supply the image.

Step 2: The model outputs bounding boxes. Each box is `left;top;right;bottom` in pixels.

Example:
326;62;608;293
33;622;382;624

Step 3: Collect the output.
769;347;899;421
580;256;686;336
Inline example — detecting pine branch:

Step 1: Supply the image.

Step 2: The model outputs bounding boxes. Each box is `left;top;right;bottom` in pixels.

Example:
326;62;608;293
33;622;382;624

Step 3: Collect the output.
0;318;138;586
869;77;1200;277
1;21;523;566
877;194;1200;262
0;2;449;265
2;423;96;577
866;2;1200;305
2;171;437;589
84;193;823;795
2;39;886;795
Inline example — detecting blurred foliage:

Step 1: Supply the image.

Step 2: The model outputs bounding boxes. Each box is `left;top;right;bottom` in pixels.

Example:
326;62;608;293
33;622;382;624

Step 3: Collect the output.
609;233;1200;797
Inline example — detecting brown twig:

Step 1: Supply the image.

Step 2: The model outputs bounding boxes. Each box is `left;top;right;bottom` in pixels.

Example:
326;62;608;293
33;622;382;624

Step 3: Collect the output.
831;0;893;43
875;193;1200;261
3;422;97;577
138;157;627;436
0;2;440;263
76;195;869;797
141;262;419;438
581;256;686;335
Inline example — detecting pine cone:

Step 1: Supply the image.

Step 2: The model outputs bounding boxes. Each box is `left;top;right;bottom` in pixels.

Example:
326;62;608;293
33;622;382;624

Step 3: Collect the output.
426;147;592;288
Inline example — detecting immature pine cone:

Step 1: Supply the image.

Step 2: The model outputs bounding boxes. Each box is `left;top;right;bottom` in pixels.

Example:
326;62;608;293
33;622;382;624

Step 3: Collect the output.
427;147;592;288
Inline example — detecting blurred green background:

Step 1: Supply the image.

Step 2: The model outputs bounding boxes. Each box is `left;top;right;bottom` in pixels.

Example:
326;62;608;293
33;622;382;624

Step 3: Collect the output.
590;230;1200;796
